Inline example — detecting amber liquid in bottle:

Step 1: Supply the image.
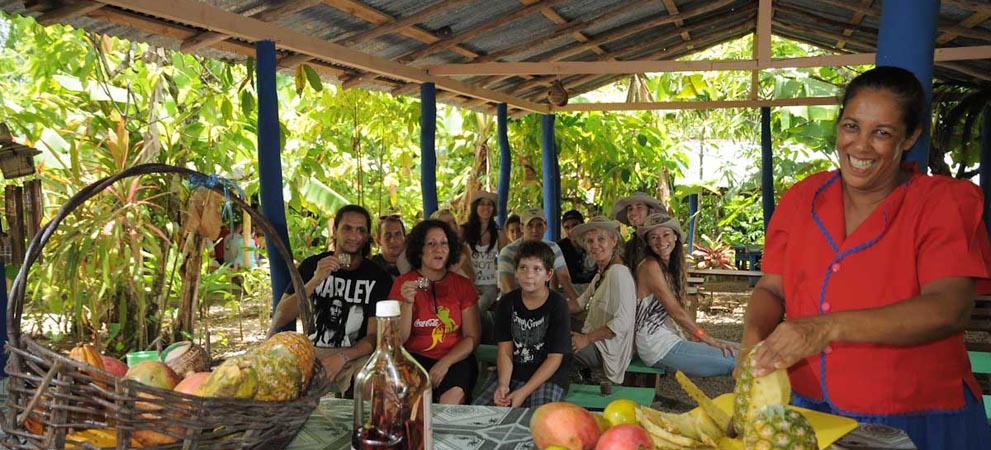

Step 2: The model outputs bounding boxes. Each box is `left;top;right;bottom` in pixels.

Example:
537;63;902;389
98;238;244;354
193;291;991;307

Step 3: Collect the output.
352;300;432;450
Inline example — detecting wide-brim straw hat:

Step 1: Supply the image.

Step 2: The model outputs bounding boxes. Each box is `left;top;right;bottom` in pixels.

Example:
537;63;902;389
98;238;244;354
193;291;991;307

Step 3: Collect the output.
470;190;498;204
571;216;622;245
637;212;684;241
612;192;666;226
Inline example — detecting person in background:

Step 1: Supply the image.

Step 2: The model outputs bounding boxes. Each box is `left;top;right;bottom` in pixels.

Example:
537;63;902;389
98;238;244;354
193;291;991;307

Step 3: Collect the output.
568;217;636;386
611;192;666;270
505;213;523;243
461;191;506;343
474;240;572;408
634;213;737;377
269;205;393;395
498;208;579;305
739;66;991;450
223;222;256;270
371;213;405;278
557;210;596;294
391;219;481;404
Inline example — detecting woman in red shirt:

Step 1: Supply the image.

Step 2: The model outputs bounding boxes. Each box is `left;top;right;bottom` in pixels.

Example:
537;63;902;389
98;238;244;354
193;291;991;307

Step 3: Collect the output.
739;66;991;449
391;219;481;404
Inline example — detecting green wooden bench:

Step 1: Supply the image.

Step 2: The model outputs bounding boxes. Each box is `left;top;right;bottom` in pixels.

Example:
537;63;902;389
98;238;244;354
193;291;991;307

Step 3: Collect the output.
477;343;498;364
968;351;991;423
564;384;655;410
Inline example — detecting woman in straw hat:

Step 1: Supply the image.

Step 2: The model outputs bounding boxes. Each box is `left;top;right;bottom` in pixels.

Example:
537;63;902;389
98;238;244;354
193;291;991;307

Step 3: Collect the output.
569;216;636;385
634;213;737;377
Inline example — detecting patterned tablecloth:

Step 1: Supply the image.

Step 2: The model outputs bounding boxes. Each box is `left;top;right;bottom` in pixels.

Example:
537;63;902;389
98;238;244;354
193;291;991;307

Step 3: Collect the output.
288;397;917;450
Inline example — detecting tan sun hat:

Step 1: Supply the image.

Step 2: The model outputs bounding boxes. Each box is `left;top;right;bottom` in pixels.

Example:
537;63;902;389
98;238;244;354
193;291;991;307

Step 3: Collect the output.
637;212;683;240
611;192;666;226
520;208;547;225
470;190;498;204
571;216;622;244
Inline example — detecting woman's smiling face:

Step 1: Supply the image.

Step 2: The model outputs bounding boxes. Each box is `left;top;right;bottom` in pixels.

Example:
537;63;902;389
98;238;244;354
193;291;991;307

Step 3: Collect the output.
646;226;678;261
835;88;921;195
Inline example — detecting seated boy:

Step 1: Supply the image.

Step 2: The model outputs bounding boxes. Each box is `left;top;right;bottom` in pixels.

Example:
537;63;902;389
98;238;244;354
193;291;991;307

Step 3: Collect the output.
474;240;572;408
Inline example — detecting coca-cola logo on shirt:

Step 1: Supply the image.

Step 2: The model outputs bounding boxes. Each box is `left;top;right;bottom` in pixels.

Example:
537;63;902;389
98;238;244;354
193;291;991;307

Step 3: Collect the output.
413;318;440;327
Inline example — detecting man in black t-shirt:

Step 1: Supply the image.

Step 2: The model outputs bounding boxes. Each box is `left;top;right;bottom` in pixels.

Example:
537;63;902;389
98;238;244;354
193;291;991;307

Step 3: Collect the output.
557;210;596;293
270;204;393;394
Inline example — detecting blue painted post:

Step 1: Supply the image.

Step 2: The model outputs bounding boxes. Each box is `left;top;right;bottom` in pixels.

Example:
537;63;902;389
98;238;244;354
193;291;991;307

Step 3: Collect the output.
687;194;699;252
255;40;293;328
541;114;560;241
876;0;939;173
496;103;511;227
760;106;775;231
981;105;991;238
420;83;438;219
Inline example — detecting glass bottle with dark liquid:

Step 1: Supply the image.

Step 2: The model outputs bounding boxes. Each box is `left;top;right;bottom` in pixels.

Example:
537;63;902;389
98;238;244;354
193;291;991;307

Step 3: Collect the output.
353;300;432;450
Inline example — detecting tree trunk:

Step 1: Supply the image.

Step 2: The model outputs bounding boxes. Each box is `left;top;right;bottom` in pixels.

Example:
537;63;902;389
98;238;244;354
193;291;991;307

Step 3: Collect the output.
174;233;205;342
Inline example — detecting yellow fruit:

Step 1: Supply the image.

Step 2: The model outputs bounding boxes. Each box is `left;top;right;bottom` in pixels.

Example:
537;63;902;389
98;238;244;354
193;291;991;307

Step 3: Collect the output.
545;446;571;450
603;399;638;426
592;413;611;432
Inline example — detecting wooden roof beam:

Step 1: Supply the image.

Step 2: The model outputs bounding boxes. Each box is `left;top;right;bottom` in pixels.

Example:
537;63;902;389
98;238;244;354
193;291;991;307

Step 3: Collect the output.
942;0;991;13
835;0;873;50
753;0;772;100
398;0;572;64
342;0;473;46
477;0;742;90
521;22;754;101
37;0;105;26
471;0;655;65
95;0;548;113
553;96;842;113
323;0;479;60
507;8;756;97
818;0;991;41
521;0;604;56
180;0;322;53
936;10;991;44
661;0;692;43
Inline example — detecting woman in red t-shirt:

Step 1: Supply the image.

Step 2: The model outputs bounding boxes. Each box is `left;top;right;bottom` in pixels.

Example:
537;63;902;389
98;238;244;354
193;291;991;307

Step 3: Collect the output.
390;219;480;404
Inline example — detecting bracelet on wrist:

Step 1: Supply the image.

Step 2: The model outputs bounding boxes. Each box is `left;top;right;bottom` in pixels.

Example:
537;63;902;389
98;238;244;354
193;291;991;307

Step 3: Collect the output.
693;328;706;339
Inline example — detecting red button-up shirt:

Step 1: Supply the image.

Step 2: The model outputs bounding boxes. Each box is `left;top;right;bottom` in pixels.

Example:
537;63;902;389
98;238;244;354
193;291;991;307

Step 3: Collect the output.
763;169;991;415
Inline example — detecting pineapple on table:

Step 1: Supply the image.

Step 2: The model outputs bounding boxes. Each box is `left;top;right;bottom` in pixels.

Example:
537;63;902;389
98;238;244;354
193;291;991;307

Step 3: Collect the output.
743;405;817;450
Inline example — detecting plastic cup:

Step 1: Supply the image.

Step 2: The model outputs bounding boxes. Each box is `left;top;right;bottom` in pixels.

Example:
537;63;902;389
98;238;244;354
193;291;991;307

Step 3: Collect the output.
126;350;161;367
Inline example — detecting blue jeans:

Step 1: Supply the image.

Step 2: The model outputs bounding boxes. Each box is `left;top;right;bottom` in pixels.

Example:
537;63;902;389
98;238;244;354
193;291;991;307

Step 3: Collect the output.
651;339;736;377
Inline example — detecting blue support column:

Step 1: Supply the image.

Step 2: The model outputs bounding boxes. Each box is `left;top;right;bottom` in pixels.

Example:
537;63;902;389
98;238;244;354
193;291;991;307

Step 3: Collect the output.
420;83;438;219
541;114;560;241
981;105;991;238
256;41;293;329
876;0;939;173
687;194;699;252
760;106;775;231
496;103;511;227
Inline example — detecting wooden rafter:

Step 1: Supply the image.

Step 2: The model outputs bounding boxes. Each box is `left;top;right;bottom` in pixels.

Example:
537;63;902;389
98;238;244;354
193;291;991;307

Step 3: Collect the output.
553;96;842;113
476;0;741;91
521;0;604;56
397;0;572;64
661;0;692;43
936;10;991;45
342;0;473;46
181;0;322;53
94;0;548;113
37;0;104;26
506;6;756;98
520;22;755;102
835;0;873;50
818;0;991;42
753;0;772;100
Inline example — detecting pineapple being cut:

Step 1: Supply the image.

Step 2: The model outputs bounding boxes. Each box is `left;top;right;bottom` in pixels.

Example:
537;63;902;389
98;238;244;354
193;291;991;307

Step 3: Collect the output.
743;404;817;450
732;344;791;437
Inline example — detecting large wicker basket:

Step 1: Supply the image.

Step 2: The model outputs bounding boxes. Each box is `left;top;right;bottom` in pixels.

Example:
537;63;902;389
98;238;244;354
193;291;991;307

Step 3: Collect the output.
3;163;331;449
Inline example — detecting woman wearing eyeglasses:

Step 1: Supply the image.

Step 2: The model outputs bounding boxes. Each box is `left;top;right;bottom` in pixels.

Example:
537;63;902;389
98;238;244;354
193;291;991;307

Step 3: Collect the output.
390;219;481;404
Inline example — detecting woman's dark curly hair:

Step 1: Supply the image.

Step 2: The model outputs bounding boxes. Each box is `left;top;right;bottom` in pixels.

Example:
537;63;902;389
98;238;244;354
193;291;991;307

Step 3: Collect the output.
406;219;463;271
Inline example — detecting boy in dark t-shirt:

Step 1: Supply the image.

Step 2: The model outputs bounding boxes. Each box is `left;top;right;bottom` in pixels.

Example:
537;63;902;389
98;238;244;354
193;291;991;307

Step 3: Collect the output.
474;240;572;408
270;205;393;394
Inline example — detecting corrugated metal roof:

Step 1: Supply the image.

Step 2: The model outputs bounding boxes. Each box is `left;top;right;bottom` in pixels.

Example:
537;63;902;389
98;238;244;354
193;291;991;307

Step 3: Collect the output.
0;0;988;114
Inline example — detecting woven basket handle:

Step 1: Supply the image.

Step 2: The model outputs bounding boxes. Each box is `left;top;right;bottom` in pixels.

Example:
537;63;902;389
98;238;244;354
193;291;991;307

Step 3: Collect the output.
5;163;310;348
